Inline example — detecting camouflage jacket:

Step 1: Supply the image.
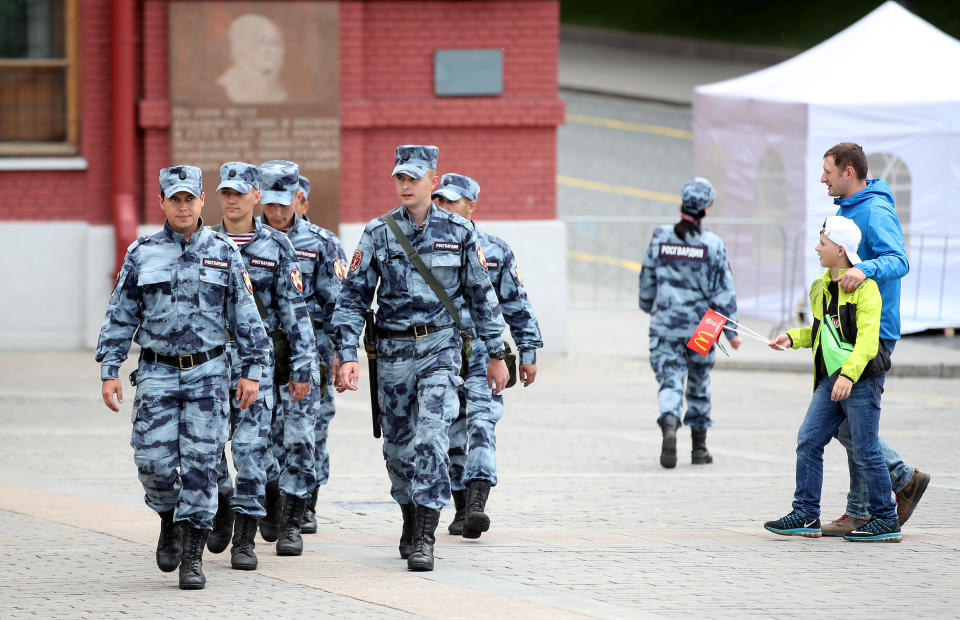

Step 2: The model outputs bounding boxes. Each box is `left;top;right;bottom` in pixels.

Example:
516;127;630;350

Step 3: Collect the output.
218;218;317;383
638;224;739;342
458;226;543;365
264;214;345;347
333;204;506;363
96;219;270;381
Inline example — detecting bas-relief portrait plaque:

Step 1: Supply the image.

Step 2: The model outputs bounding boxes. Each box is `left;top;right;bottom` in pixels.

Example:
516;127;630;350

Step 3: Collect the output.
169;2;339;230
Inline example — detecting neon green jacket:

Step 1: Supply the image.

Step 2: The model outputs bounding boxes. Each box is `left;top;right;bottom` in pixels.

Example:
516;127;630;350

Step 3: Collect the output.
787;268;889;388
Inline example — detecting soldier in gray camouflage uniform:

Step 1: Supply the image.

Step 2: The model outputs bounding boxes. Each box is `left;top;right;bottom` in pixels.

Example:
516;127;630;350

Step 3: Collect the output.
97;165;271;590
638;177;742;469
433;173;543;539
206;162;318;566
333;146;508;572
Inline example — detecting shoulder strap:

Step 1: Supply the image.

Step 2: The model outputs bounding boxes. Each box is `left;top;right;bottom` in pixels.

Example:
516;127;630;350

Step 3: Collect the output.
382;212;461;328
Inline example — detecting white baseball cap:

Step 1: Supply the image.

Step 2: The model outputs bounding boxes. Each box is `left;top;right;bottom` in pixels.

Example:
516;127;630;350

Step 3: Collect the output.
822;215;863;265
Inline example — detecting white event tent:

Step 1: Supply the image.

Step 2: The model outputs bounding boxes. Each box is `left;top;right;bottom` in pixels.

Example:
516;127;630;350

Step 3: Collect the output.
692;1;960;333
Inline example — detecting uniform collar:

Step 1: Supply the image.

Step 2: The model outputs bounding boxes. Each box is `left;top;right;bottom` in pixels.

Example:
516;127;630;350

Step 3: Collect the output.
164;216;205;245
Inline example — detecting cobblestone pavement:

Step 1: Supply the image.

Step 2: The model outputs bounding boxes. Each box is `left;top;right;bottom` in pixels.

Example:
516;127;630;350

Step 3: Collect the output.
1;310;958;618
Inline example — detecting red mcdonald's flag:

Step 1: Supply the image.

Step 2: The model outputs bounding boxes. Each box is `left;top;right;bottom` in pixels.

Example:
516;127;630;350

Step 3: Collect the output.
686;309;728;356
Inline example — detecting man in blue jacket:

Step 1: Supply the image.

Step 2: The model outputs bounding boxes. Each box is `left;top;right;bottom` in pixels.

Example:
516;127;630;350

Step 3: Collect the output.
818;142;930;536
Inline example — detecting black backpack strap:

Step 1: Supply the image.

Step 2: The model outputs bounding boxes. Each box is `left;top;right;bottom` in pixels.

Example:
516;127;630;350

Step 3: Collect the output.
382;212;461;328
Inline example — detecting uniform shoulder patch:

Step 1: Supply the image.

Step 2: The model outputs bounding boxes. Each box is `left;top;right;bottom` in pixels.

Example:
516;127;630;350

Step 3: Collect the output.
333;257;344;280
350;249;363;272
290;269;303;291
659;242;707;262
242;270;254;293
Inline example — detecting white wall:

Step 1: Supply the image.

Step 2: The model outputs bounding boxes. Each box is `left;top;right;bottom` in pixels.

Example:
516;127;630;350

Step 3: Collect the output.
0;220;566;354
339;219;567;354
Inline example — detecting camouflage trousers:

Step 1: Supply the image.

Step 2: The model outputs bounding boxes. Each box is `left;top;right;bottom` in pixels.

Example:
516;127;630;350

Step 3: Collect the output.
130;357;230;530
378;327;462;511
215;384;275;519
265;380;318;500
312;330;337;486
448;337;503;491
648;336;716;430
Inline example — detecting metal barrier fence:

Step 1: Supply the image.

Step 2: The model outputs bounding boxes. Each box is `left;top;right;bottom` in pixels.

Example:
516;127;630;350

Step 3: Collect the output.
564;216;959;334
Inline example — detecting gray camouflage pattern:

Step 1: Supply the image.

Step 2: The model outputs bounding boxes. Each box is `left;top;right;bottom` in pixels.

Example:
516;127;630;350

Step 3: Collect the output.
433;172;480;203
96;220;270;529
391;144;439;179
638;224;738;429
332;204;506;510
681;177;715;215
214;217;317;516
159;165;203;198
216;161;261;194
260;159;300;206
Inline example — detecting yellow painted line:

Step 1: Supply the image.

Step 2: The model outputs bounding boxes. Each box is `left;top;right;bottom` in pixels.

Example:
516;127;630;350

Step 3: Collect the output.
566;112;693;140
557;175;680;204
568;250;643;273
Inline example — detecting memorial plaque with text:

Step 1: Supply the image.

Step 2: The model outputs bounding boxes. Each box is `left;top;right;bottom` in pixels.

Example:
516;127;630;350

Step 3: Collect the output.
169;2;339;231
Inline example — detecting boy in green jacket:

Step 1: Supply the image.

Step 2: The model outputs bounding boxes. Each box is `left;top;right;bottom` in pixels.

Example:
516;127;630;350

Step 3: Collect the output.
764;216;898;542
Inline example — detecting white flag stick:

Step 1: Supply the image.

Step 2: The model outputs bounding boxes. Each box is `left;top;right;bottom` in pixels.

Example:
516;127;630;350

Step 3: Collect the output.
710;311;771;341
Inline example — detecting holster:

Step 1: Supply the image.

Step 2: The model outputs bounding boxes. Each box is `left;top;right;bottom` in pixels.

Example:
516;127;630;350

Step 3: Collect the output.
459;330;473;379
270;329;291;386
504;342;518;389
319;359;328;397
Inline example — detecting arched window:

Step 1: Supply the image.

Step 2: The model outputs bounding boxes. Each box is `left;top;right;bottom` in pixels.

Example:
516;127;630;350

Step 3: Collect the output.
867;152;911;228
754;147;787;263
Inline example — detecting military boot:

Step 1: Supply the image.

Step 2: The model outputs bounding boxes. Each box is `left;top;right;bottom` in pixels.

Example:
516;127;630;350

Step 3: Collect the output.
156;509;182;572
407;505;441;572
462;480;491;539
398;502;416;559
691;428;713;464
206;491;234;553
300;486;319;534
259;479;283;542
660;416;679;469
230;513;258;570
178;526;208;590
447;489;467;535
276;494;308;556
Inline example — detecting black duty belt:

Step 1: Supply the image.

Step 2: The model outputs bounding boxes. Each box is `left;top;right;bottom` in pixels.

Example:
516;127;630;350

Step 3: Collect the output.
377;323;455;339
142;345;226;370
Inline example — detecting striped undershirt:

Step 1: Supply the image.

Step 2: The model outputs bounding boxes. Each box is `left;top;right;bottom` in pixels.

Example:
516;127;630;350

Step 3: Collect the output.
226;231;256;246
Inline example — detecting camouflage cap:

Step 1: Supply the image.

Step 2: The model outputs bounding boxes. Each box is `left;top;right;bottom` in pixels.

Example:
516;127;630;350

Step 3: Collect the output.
681;177;716;215
159;165;202;198
299;175;311;199
259;160;300;206
391;145;439;179
432;173;480;203
217;161;261;194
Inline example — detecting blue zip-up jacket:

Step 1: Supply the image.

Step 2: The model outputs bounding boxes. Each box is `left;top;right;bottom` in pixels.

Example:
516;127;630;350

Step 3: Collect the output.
833;178;909;341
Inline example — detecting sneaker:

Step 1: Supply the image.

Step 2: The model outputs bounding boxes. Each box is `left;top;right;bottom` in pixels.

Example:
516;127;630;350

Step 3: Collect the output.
764;511;822;538
896;470;930;525
844;517;902;542
821;514;869;537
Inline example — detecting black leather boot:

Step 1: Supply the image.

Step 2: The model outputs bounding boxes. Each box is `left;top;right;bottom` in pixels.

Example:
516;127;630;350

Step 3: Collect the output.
300;486;319;534
691;428;713;464
660;416;679;469
399;503;416;559
276;494;308;556
156;509;181;572
231;513;258;570
447;489;467;535
407;505;441;572
178;526;208;590
259;479;283;542
206;491;234;553
463;480;491;539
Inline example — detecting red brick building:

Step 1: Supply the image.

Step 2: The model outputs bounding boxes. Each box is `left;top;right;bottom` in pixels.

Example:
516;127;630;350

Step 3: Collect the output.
0;0;565;349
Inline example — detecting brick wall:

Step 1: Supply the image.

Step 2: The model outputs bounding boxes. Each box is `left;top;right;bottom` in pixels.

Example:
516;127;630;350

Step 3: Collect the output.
339;0;564;224
0;0;113;223
0;0;562;227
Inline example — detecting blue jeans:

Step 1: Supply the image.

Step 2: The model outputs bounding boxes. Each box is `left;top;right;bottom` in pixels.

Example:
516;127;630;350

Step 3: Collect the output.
833;339;914;519
793;375;897;523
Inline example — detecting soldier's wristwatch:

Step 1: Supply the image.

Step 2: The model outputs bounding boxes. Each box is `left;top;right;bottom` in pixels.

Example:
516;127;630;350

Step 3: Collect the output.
490;349;506;361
